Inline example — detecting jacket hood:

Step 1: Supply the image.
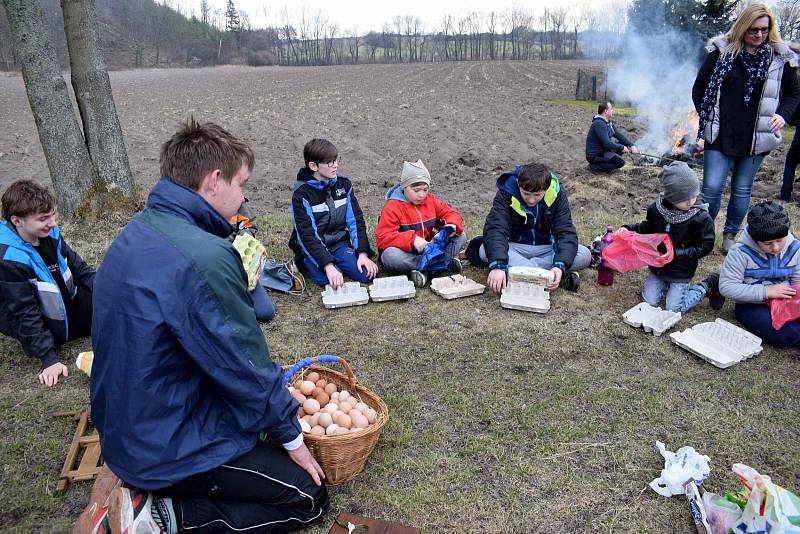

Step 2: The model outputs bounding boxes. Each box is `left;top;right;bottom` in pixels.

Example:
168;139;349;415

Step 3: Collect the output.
294;167;338;191
385;183;410;202
496;166;524;198
707;34;798;64
147;177;233;239
738;228;797;256
592;115;608;123
0;220;60;251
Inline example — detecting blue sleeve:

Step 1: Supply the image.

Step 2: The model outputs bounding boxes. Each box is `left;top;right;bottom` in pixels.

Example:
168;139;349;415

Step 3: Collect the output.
591;120;624;152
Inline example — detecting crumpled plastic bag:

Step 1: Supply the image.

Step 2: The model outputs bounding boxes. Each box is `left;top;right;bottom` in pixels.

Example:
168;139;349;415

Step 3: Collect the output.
602;229;674;273
649;440;711;497
769;283;800;330
703;492;742;534
418;226;454;272
730;463;800;534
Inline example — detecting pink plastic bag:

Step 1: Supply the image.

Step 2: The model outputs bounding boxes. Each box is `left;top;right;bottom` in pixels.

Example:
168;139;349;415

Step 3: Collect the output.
768;283;800;330
601;229;674;273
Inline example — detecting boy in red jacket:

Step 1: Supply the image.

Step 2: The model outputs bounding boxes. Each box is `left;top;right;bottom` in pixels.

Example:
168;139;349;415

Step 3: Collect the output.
376;159;466;287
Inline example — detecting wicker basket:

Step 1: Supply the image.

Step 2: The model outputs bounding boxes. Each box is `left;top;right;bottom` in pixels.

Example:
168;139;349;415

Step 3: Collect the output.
283;355;389;485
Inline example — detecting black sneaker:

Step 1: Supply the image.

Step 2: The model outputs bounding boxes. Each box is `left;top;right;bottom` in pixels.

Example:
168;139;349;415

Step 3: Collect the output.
465;236;486;268
703;273;725;311
559;271;580;291
410;270;427;288
448;258;463;274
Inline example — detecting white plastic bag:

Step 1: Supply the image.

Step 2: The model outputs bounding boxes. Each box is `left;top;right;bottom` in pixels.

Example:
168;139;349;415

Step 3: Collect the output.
649;440;711;497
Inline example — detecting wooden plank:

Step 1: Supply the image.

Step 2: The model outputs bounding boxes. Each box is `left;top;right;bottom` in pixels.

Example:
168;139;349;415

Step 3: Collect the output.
57;411;88;493
77;442;102;475
78;433;100;445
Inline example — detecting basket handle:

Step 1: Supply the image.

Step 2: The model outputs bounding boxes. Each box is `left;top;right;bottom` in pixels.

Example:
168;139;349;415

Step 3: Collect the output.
282;355;357;387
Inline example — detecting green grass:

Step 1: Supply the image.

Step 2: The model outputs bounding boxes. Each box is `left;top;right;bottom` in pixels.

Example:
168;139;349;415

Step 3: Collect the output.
546;99;637;117
1;194;800;532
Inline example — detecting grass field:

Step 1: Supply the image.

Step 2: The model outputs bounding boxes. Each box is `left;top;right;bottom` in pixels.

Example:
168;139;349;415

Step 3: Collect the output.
1;199;799;533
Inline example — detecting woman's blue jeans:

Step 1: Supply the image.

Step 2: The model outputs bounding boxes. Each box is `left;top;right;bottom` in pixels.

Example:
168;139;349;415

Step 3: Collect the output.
700;149;766;235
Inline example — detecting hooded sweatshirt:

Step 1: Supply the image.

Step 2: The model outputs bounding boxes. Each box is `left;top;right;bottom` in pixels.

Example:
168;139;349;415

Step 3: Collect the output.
585;115;633;160
719;229;800;303
482;167;579;272
289;167;372;268
375;184;464;252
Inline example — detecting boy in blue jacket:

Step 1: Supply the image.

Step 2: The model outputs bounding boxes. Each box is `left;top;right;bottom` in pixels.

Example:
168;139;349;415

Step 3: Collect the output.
90;120;328;533
289;138;378;288
0;180;94;387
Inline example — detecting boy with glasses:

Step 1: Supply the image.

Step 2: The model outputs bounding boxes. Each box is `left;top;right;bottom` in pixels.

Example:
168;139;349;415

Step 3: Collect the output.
289;138;378;287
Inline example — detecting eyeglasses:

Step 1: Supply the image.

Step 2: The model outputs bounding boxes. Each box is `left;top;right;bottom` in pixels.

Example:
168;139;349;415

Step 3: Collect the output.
317;158;340;167
746;26;770;35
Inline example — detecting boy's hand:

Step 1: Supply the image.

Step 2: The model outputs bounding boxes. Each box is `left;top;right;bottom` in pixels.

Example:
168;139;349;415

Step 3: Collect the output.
766;284;796;300
357;253;378;279
39;362;68;387
547;267;563;290
287;443;325;486
324;264;344;289
488;269;507;293
412;236;429;253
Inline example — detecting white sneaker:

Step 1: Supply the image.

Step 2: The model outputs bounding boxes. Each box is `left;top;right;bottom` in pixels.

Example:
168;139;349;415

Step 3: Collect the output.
108;487;164;534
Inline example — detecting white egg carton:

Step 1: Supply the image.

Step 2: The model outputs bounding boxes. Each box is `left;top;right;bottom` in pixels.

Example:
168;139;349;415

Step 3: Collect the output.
500;282;550;313
430;274;486;300
622;302;682;336
507;266;555;286
369;275;416;302
669;318;763;369
321;282;369;309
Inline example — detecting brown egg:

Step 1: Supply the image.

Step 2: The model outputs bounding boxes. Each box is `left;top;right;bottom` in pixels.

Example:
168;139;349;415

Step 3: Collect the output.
310;425;325;436
294;380;302;389
299;381;316;396
364;408;376;424
336;413;352;429
306;371;320;383
291;391;307;404
309;412;320;427
324;383;338;395
322;403;338;415
302;398;320;414
315;392;330;407
351;413;368;429
312;387;324;399
348;409;363;420
297;407;305;418
330;391;340;402
354;402;369;413
339;402;352;414
318;412;333;428
332;410;344;421
315;379;327;389
334;427;350;436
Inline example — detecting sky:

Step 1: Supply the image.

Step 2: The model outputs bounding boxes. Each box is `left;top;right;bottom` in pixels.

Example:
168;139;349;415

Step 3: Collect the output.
177;0;599;33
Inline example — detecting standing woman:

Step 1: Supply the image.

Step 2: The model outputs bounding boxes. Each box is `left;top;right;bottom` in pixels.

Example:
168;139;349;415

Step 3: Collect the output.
692;3;800;253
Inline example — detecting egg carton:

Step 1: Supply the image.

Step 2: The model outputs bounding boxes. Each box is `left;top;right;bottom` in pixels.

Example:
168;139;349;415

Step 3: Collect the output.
232;234;267;290
622;302;682;336
507;266;555;286
321;282;369;309
669;318;763;369
429;274;486;300
369;275;416;302
500;282;550;313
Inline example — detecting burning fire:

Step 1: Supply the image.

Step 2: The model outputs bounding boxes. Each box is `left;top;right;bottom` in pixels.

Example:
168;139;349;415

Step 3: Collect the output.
670;112;703;159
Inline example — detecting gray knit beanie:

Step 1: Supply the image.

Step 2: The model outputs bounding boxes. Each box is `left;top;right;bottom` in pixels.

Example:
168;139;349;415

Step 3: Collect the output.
660;161;700;204
747;201;790;242
399;159;431;189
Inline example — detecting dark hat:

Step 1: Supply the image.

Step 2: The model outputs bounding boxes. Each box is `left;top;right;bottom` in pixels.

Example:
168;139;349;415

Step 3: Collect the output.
747;201;790;242
660;161;700;204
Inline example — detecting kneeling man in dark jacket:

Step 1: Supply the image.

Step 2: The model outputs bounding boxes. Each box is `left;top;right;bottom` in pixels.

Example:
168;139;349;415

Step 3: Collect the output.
89;119;328;533
586;101;638;172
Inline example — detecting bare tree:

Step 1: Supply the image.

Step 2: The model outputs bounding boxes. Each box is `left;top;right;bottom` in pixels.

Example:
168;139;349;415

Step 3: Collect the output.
393;15;402;61
347;27;361;64
486;11;498;60
776;0;800;41
200;0;210;25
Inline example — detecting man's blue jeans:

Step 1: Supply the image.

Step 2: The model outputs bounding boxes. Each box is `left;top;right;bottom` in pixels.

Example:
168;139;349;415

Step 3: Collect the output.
700;149;766;235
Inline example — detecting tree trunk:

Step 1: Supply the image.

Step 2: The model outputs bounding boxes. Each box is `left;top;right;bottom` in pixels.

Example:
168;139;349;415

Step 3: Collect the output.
1;0;97;216
61;0;134;197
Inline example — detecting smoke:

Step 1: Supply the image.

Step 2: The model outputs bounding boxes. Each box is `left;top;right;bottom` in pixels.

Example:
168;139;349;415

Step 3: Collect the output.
606;29;701;155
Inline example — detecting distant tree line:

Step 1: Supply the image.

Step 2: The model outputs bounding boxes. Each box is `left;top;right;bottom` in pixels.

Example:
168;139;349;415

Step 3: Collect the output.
6;0;800;71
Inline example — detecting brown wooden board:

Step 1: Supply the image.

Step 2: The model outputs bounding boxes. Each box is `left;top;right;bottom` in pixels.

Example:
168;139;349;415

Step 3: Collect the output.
55;410;104;493
327;512;420;534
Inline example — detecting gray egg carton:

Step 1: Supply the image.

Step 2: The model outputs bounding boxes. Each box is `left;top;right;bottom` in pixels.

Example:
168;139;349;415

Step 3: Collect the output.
669;318;763;369
500;282;550;313
430;274;486;300
369;275;416;302
321;282;369;309
622;302;682;336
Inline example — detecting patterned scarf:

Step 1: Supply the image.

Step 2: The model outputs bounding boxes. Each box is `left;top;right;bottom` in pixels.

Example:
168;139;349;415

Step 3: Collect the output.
655;194;704;225
697;43;772;139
